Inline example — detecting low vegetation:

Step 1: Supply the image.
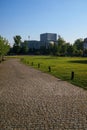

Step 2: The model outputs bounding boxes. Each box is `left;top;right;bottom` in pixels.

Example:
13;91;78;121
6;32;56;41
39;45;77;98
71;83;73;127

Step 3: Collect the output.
21;56;87;90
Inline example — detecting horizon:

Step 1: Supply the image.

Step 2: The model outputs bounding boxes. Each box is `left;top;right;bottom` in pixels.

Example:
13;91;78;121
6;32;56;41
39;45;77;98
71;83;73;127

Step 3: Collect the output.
0;0;87;45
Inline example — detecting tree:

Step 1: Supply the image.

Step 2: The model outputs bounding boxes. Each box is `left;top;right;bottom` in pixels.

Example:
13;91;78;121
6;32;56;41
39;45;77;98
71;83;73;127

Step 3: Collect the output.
67;44;74;56
13;35;22;54
52;43;58;56
57;35;66;45
0;36;10;61
48;43;53;55
73;38;84;50
14;35;21;46
57;35;66;56
60;44;67;56
73;38;84;56
20;41;29;54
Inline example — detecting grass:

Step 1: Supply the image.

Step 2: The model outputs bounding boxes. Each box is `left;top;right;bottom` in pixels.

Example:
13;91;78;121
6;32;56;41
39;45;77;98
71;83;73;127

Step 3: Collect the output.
8;55;87;90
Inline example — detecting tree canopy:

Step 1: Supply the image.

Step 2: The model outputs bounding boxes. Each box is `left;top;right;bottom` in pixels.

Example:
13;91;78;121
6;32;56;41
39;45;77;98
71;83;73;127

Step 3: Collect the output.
9;35;86;57
0;36;10;61
13;35;22;54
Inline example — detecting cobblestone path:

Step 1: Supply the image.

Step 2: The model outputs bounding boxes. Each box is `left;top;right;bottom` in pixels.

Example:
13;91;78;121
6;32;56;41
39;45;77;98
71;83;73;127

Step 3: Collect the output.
0;59;87;130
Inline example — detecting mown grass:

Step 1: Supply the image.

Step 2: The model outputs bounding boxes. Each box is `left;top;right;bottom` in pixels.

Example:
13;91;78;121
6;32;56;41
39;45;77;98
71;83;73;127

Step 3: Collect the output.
20;56;87;90
7;55;87;90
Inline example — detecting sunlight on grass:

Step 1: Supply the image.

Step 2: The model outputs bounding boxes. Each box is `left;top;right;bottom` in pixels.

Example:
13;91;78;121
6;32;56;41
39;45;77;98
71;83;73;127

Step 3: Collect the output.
20;56;87;89
8;56;87;89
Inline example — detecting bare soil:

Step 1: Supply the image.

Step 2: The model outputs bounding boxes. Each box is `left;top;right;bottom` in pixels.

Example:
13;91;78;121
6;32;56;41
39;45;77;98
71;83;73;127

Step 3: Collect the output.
0;59;87;130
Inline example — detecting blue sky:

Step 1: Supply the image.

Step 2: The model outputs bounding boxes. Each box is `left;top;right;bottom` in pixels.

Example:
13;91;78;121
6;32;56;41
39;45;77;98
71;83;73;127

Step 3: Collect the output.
0;0;87;45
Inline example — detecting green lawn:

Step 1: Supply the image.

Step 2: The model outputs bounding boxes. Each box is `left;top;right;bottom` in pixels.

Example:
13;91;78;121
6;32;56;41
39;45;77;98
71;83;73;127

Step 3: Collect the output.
20;56;87;90
6;55;86;89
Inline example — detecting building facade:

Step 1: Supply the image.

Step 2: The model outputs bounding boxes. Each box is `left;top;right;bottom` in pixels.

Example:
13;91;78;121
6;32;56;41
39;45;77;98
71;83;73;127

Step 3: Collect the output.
84;38;87;49
22;33;57;49
40;33;57;42
83;38;87;56
22;40;41;49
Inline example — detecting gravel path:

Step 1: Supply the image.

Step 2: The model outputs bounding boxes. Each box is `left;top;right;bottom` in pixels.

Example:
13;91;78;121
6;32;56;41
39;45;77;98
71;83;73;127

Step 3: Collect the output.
0;59;87;130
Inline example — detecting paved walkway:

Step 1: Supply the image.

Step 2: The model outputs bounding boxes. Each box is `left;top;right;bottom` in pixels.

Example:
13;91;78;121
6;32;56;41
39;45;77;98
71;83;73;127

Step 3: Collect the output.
0;59;87;130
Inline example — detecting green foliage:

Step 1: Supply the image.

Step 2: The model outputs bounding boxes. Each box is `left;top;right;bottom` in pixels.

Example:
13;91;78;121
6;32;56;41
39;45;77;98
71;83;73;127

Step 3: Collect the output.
13;35;21;46
13;35;22;54
0;36;10;60
13;44;21;54
21;56;87;89
73;38;84;50
52;43;58;55
57;35;66;55
20;42;29;54
10;35;85;57
57;35;66;45
67;44;74;56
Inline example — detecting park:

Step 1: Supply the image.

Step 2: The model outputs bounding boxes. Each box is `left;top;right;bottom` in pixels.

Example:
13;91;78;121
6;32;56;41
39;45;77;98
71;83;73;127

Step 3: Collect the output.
21;55;87;89
0;57;87;129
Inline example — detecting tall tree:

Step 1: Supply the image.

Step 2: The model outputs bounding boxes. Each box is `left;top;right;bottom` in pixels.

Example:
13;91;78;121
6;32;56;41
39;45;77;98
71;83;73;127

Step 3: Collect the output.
67;44;74;56
52;43;58;56
57;35;66;45
73;38;84;50
20;41;29;54
57;35;66;55
14;35;21;46
0;36;10;61
13;35;22;54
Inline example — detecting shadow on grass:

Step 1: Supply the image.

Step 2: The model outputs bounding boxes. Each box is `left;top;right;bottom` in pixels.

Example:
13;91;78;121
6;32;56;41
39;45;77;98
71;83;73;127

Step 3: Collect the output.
69;60;87;64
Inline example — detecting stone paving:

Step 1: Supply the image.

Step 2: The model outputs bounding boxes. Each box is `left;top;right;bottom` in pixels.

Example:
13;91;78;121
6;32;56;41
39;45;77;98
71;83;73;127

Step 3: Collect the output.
0;59;87;130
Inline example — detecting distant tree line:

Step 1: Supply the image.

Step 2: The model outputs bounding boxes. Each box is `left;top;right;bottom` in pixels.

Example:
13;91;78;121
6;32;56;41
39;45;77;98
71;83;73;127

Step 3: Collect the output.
9;35;87;56
0;36;10;62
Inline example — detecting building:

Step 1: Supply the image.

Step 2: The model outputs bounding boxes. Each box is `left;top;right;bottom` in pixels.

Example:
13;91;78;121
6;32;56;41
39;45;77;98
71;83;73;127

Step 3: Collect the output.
40;33;57;42
84;38;87;49
22;40;50;49
83;38;87;56
40;33;57;49
22;40;41;49
21;33;57;50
